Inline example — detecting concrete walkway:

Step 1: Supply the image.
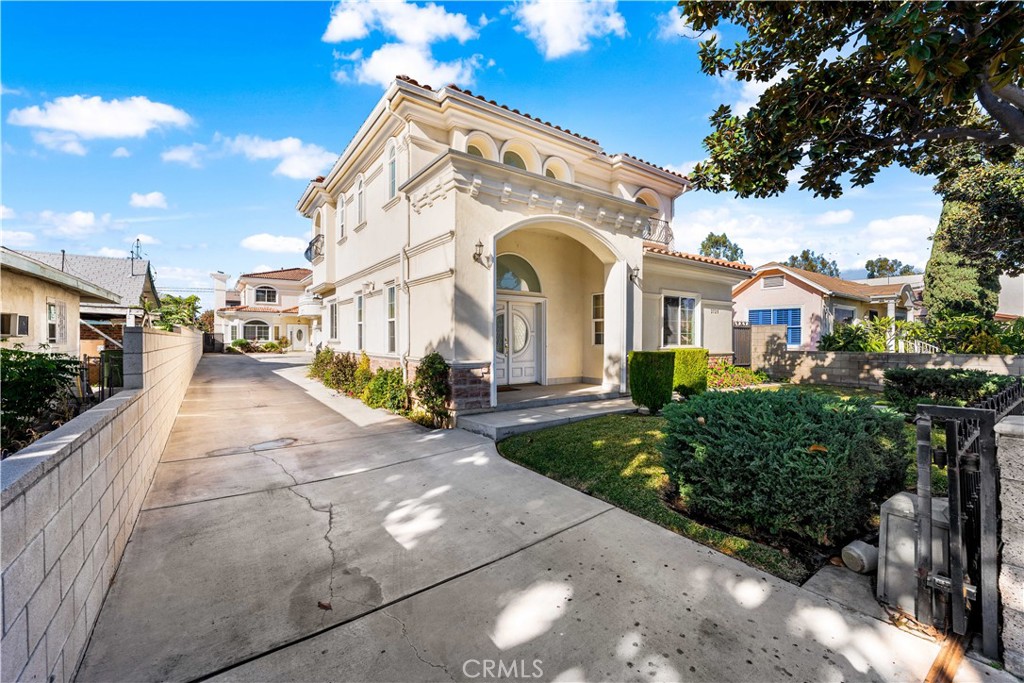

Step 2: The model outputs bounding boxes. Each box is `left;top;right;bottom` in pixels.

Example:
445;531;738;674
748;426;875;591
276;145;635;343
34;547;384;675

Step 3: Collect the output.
458;398;637;440
75;353;1011;682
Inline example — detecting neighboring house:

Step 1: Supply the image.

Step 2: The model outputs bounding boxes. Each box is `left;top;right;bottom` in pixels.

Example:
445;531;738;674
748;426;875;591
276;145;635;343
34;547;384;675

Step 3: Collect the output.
212;268;318;350
852;273;1023;322
1;247;121;356
296;76;752;414
18;250;159;356
734;262;916;351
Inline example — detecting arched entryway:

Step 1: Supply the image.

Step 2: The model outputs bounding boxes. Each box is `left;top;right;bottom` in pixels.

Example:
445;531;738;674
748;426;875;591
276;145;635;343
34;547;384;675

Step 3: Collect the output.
491;217;628;403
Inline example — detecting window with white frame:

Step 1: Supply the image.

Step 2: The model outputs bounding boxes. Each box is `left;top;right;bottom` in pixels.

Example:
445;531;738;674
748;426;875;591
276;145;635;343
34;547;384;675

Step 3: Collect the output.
243;320;270;342
356;295;364;349
254;286;277;304
272;325;280;341
386;285;397;353
357;176;365;224
46;300;67;345
592;293;604;345
329;302;338;340
387;142;397;200
662;295;697;346
336;196;345;240
230;324;239;341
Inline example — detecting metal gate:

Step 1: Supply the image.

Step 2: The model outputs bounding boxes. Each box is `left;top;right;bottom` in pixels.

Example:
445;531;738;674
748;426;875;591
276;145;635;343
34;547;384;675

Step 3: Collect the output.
732;323;751;367
915;377;1024;658
203;332;224;353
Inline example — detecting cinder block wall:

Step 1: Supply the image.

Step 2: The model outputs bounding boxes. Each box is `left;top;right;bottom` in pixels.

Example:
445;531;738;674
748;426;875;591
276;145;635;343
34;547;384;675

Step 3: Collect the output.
0;327;202;683
750;325;1023;388
999;416;1024;676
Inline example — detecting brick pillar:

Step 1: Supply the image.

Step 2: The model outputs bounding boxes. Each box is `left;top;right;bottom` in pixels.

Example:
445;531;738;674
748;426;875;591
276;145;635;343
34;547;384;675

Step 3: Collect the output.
998;415;1024;675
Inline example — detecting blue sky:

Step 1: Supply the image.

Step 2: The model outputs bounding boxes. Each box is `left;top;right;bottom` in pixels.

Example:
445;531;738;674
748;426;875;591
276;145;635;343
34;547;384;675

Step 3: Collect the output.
1;1;943;309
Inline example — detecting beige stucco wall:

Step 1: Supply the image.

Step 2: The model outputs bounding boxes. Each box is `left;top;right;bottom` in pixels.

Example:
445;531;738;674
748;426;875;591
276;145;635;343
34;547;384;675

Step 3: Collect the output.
640;259;740;356
1;270;81;355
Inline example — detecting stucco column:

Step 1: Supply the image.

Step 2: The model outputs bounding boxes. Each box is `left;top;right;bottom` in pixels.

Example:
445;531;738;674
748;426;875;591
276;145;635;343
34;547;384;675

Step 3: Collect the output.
886;300;896;351
603;259;628;392
998;415;1024;676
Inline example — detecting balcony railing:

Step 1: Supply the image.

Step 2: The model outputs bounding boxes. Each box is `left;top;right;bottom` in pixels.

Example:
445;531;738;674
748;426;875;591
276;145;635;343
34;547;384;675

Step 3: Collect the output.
304;234;324;262
642;218;673;245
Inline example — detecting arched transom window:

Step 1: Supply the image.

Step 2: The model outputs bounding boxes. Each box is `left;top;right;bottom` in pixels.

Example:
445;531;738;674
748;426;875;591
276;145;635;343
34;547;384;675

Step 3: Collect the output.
243;319;271;342
495;254;541;292
502;151;527;170
356;176;366;224
387;142;397;199
336;195;345;239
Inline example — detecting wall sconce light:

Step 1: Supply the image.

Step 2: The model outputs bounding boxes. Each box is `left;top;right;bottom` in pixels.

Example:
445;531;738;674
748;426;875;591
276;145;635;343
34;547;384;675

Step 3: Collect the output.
628;264;640;283
473;240;493;268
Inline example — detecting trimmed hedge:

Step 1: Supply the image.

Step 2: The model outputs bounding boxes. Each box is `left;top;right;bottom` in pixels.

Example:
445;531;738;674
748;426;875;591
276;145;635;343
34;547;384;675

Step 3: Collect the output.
660;390;908;545
883;367;1016;414
628;351;675;414
672;348;709;396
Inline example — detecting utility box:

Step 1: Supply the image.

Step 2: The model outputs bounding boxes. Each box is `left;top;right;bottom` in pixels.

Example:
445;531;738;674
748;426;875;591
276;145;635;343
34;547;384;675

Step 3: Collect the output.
876;491;950;617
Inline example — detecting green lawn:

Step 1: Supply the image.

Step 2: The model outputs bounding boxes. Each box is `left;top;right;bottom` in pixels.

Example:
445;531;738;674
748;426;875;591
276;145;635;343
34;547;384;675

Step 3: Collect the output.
497;414;809;583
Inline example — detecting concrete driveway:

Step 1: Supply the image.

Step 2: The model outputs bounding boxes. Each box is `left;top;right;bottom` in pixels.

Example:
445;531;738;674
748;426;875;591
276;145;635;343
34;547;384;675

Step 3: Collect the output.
77;353;1009;682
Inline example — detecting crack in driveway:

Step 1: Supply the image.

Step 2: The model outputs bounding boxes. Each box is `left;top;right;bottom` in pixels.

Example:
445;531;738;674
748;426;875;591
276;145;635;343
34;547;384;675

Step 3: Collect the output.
382;611;456;681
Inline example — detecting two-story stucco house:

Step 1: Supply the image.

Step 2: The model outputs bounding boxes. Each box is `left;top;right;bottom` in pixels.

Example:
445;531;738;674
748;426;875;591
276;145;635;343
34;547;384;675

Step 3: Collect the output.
212;267;317;350
733;262;917;351
297;76;751;415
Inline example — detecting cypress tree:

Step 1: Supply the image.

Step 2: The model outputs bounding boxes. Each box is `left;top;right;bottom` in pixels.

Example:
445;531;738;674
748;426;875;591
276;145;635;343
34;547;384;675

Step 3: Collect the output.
924;204;1001;321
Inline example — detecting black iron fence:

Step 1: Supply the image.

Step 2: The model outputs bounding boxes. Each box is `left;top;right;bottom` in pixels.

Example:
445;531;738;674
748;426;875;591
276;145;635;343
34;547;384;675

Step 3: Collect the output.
81;350;124;402
915;376;1024;659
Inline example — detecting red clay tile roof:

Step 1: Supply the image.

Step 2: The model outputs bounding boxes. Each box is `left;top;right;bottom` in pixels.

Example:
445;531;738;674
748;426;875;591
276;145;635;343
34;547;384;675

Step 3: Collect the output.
644;245;753;272
237;267;312;281
617;153;690;181
283;306;298;313
217;305;286;313
434;79;601;145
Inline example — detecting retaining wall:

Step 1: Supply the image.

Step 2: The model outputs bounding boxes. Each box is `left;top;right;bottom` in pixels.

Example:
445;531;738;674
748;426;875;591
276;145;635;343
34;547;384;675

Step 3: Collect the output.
0;327;202;682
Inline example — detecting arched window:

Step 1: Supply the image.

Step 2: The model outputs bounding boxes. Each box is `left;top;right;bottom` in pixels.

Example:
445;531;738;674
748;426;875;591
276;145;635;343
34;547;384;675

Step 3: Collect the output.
467;145;484;158
254;286;277;304
542;157;571;182
502;151;527;170
313;209;323;238
495;254;541;293
386;142;397;199
635;197;648;206
545;169;556;178
356;176;365;224
243;319;271;342
336;195;345;239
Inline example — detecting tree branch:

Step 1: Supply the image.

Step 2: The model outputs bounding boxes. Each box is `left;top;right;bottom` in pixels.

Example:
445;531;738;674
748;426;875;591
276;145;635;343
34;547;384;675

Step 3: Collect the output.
976;77;1024;145
994;84;1024;111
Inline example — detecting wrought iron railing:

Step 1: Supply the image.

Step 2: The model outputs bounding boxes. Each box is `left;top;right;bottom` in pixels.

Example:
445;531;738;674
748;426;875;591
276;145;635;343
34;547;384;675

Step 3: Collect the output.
914;376;1024;658
642;218;673;245
304;234;324;262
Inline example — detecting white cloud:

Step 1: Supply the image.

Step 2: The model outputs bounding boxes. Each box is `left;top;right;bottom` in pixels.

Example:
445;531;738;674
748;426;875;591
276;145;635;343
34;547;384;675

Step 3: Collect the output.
152;265;208;288
351;43;482;89
1;205;15;220
656;6;718;42
111;146;131;158
8;95;191;155
814;209;854;226
128;233;161;245
677;204;804;267
322;1;477;46
240;233;307;254
665;160;702;177
1;231;35;248
95;247;130;258
129;191;168;209
249;264;274;274
161;142;206;168
32;131;87;155
1;84;25;96
35;210;120;239
716;70;787;116
513;0;626;60
221;135;335;180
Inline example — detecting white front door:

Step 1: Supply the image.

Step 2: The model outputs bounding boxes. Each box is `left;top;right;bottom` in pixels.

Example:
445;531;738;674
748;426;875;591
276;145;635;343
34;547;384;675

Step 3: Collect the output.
495;300;539;385
287;324;309;351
